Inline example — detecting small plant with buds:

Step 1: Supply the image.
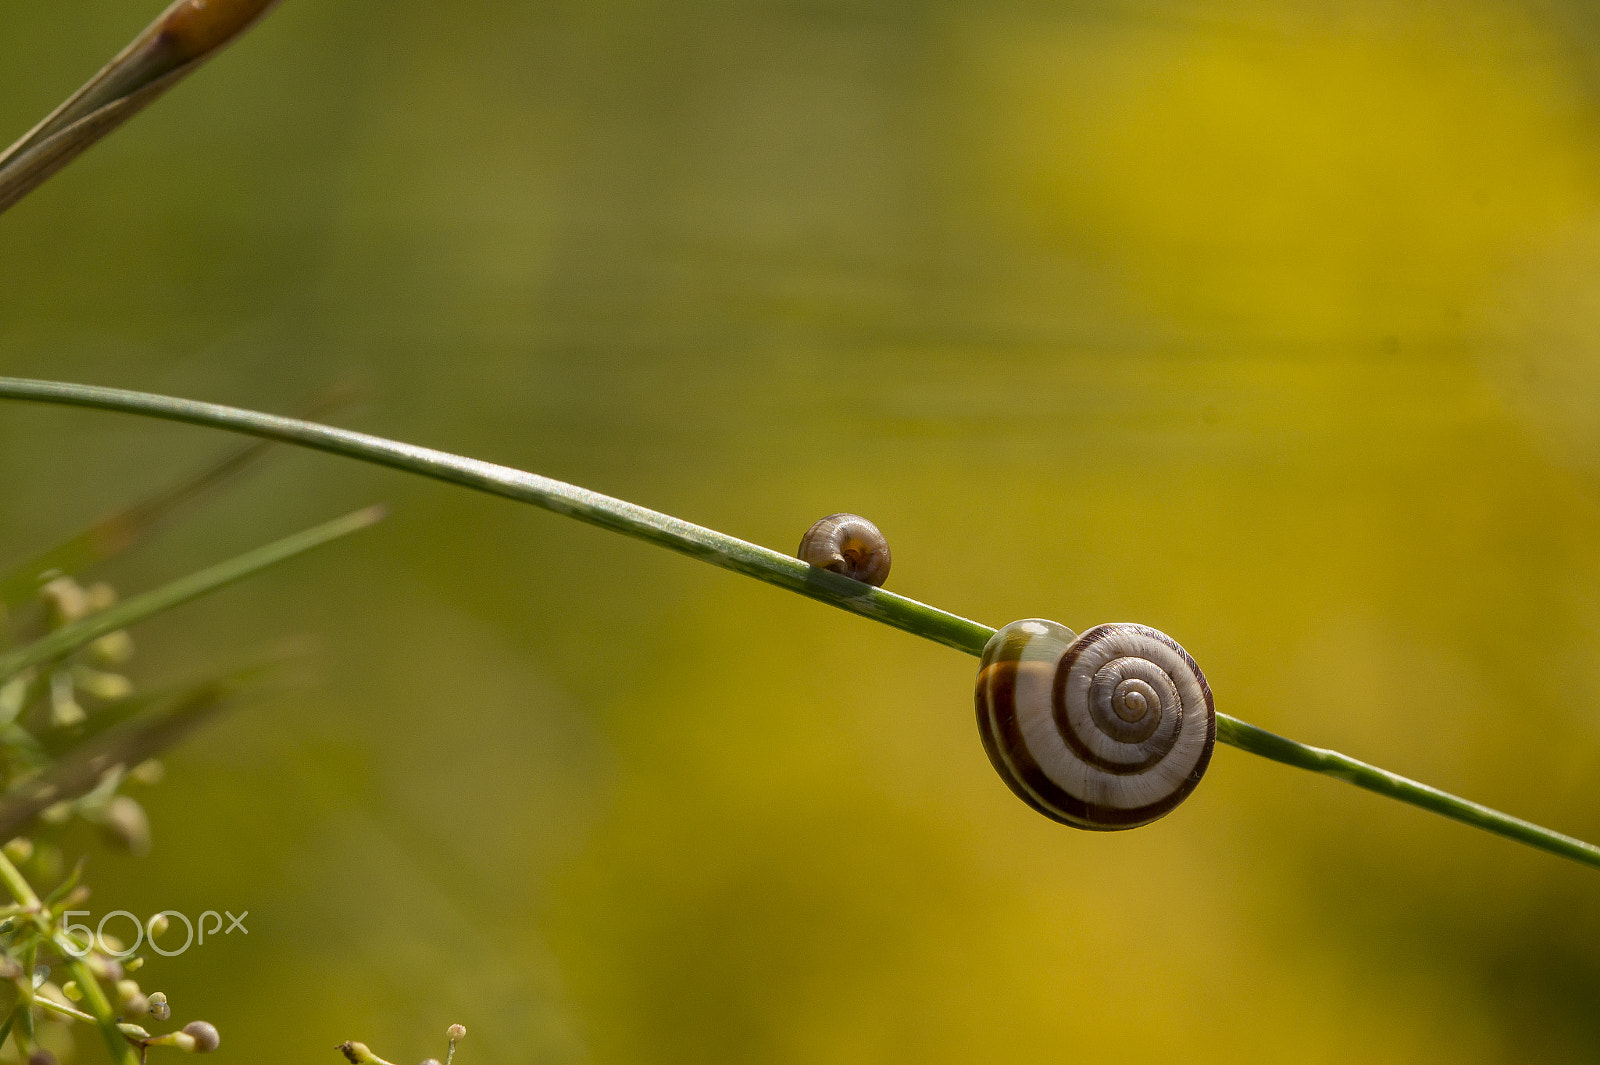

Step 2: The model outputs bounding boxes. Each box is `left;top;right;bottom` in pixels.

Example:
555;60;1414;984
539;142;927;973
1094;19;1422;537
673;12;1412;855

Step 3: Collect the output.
337;1024;466;1065
2;570;169;862
0;403;381;1065
0;5;400;1061
0;844;218;1065
0;439;379;1065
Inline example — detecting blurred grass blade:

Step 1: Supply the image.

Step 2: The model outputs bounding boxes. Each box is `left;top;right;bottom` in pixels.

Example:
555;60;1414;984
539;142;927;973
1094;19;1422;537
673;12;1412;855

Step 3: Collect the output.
31;641;308;758
0;0;281;216
0;672;256;841
0;442;268;612
0;378;1597;873
0;382;365;613
0;504;383;684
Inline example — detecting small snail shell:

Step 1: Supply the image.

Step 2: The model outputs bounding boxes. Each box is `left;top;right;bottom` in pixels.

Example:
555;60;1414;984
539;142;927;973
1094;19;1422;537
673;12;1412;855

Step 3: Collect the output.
975;619;1214;830
798;514;891;587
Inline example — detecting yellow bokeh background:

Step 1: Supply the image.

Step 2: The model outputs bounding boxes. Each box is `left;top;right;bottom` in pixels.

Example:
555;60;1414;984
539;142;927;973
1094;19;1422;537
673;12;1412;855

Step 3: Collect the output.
2;0;1600;1061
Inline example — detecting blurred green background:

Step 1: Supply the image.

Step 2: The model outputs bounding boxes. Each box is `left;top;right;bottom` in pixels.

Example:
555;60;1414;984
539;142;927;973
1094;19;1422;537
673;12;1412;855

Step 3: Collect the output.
4;0;1600;1060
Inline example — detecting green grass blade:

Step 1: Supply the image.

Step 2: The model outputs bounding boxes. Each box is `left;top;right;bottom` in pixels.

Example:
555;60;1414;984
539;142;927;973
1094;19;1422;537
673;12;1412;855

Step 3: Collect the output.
0;503;384;683
0;383;364;613
1215;716;1600;870
0;439;273;614
0;376;1596;871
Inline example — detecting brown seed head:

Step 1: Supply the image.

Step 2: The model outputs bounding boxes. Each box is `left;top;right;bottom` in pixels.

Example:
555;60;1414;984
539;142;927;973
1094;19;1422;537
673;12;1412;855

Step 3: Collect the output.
158;0;280;62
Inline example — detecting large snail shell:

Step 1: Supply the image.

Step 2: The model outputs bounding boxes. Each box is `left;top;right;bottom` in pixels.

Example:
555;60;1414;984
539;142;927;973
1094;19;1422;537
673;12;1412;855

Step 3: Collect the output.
975;619;1215;830
798;513;891;587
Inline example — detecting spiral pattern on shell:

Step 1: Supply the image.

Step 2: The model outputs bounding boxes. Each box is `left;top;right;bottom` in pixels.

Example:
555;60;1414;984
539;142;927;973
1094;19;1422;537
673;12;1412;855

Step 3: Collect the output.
797;513;891;587
975;619;1215;830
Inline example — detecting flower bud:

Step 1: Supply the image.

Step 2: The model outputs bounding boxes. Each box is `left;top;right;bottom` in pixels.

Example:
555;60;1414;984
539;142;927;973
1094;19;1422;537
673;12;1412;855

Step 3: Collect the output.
88;954;122;982
130;760;165;786
73;668;132;702
148;990;170;1021
84;583;116;612
100;796;151;857
182;1021;220;1053
47;695;84;729
40;578;87;623
0;676;27;724
447;1025;465;1042
91;631;134;665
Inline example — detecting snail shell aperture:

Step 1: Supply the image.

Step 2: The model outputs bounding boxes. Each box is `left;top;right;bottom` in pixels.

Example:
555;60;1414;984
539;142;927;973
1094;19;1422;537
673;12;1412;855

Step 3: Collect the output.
798;513;891;587
975;618;1215;830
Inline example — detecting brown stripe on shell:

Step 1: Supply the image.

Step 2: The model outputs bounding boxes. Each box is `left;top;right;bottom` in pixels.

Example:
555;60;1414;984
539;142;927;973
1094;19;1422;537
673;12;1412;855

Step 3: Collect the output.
976;659;1082;825
978;659;1202;829
1051;626;1185;775
974;620;1217;831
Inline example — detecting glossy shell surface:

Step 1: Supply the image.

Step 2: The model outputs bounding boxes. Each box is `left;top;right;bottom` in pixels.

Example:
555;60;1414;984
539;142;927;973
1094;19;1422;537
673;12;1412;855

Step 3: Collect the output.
797;513;891;587
975;619;1215;830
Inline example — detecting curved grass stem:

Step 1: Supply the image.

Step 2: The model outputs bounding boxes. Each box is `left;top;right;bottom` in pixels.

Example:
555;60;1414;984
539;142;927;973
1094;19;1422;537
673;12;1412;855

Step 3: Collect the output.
2;376;1597;872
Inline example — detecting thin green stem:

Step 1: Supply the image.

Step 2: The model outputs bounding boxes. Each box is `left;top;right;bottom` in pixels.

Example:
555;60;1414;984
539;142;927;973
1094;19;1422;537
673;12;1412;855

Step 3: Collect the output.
337;1043;400;1065
0;505;384;684
63;956;140;1065
0;382;363;611
31;991;95;1026
0;851;40;911
1;376;1596;871
15;941;35;1050
1214;716;1600;867
0;377;984;653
